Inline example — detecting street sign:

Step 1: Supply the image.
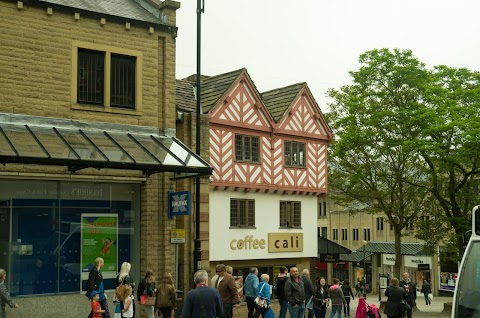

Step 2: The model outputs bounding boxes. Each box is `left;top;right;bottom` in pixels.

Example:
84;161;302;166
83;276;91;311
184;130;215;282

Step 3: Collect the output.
171;229;186;244
418;264;430;270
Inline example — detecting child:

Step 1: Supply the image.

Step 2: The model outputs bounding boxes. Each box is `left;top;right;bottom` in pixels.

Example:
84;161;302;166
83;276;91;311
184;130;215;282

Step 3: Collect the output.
121;285;134;318
90;291;105;318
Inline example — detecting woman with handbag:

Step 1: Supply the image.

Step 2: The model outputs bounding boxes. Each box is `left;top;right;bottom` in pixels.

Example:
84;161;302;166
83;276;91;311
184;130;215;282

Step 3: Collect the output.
155;272;177;318
384;277;408;318
255;274;271;318
313;277;328;318
137;270;156;318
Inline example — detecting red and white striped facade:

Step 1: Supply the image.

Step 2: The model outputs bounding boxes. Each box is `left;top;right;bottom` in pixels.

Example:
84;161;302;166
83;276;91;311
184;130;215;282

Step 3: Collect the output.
208;75;332;195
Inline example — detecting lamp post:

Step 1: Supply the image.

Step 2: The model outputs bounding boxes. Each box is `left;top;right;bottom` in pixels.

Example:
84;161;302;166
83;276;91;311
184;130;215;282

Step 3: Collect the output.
362;240;367;298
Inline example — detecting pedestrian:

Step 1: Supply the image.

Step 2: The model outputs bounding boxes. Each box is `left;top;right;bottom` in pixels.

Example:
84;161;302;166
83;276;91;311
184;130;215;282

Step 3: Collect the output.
182;270;223;318
340;279;354;317
0;268;19;318
137;269;156;318
116;262;135;318
302;269;315;318
120;285;134;318
274;266;288;318
284;266;305;318
355;281;364;299
421;279;432;305
399;272;416;318
256;274;271;318
87;257;110;318
214;264;240;318
313;277;328;318
384;277;407;318
155;272;176;318
327;278;346;318
355;297;367;318
90;291;105;318
244;267;259;318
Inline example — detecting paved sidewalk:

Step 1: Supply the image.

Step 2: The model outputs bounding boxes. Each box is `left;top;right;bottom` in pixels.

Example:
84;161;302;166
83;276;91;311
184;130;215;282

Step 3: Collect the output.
342;293;452;318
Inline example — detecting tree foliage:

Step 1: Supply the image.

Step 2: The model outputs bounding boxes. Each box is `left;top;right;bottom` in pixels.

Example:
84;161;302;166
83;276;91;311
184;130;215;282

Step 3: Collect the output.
327;48;480;273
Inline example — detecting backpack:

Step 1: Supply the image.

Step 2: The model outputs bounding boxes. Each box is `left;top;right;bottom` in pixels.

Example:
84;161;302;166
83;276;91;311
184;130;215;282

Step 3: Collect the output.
116;283;127;301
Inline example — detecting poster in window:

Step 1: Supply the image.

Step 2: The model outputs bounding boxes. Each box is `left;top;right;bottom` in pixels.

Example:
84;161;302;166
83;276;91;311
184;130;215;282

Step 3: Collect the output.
81;213;118;280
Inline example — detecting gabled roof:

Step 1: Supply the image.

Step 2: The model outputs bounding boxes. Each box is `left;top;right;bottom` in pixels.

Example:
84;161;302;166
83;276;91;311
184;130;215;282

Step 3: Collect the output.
36;0;168;25
261;83;306;122
356;241;429;256
176;79;196;113
199;68;245;113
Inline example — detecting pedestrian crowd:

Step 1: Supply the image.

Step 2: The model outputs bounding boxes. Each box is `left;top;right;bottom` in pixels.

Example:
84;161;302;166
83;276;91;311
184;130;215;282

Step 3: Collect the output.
0;261;432;318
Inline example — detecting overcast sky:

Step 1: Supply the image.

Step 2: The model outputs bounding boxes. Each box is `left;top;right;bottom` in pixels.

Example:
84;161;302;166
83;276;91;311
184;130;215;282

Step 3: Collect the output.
175;0;480;113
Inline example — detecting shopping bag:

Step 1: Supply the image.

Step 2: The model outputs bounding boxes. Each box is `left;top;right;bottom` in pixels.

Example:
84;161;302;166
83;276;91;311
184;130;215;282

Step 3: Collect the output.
306;296;314;310
114;301;122;318
264;307;275;318
428;293;433;302
140;294;147;305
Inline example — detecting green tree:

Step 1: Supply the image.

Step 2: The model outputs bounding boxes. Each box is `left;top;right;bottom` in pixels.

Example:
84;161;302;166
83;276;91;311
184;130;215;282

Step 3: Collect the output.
327;48;431;278
328;48;480;269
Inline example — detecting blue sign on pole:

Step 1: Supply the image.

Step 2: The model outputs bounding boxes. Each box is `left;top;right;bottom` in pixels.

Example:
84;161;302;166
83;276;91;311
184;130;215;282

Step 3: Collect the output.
168;190;191;218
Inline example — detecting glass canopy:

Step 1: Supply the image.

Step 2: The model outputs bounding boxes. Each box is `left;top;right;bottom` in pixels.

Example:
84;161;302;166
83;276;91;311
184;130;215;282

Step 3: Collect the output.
0;122;212;177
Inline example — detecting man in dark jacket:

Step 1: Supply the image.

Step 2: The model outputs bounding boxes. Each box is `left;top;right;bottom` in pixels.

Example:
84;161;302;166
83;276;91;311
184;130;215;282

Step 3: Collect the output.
301;269;314;318
274;266;289;318
87;257;110;318
183;270;223;318
284;267;305;318
400;271;416;318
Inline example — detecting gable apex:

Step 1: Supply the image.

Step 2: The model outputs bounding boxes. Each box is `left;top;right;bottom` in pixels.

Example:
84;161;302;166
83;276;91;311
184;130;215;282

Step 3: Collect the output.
261;82;306;122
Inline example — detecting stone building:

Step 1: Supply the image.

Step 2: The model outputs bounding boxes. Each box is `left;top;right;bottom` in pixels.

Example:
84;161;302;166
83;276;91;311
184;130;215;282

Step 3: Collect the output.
0;0;211;316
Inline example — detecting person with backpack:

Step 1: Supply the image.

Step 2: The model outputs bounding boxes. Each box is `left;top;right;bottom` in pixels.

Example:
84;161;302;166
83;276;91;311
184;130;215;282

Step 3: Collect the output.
340;279;354;317
87;257;110;318
274;266;288;318
155;272;176;318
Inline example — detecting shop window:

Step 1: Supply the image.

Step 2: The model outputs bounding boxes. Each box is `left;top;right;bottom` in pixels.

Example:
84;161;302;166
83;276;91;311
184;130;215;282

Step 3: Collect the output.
235;135;260;163
284;141;306;167
279;201;301;228
230;199;255;227
1;180;139;297
353;228;359;241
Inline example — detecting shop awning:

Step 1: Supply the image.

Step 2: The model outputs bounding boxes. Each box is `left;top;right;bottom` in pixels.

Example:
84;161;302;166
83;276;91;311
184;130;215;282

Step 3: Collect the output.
340;251;374;262
318;236;352;254
0;114;212;177
356;241;429;256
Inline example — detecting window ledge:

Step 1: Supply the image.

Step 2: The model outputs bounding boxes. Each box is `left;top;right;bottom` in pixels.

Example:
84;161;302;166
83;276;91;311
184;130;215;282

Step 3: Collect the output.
284;165;307;169
229;226;256;229
72;103;143;116
278;226;303;230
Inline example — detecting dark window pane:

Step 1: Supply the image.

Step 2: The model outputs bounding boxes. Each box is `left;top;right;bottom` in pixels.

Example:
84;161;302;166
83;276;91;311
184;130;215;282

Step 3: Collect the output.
78;49;104;105
230;199;238;226
245;137;251;161
235;135;242;161
252;137;259;162
284;142;291;166
111;54;136;109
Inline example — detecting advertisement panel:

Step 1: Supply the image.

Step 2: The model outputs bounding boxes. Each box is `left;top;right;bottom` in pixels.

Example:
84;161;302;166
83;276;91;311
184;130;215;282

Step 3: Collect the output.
439;272;457;292
81;213;118;280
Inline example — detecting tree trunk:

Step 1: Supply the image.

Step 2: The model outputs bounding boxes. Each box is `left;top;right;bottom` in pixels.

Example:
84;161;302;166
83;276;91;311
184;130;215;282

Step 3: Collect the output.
394;229;403;279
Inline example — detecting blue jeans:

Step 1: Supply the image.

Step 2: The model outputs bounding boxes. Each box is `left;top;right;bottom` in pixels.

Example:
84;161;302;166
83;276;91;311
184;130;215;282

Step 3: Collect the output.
279;299;288;318
329;305;343;318
288;302;305;318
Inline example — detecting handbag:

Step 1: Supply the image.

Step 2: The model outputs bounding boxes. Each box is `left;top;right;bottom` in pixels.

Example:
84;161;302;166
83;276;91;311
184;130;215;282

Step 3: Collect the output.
114;301;122;318
306;296;314;310
145;296;156;306
398;300;410;313
140;294;147;305
255;283;268;308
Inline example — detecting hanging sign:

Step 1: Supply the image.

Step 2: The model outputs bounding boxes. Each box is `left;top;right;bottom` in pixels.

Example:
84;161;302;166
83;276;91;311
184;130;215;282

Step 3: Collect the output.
168;191;191;217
